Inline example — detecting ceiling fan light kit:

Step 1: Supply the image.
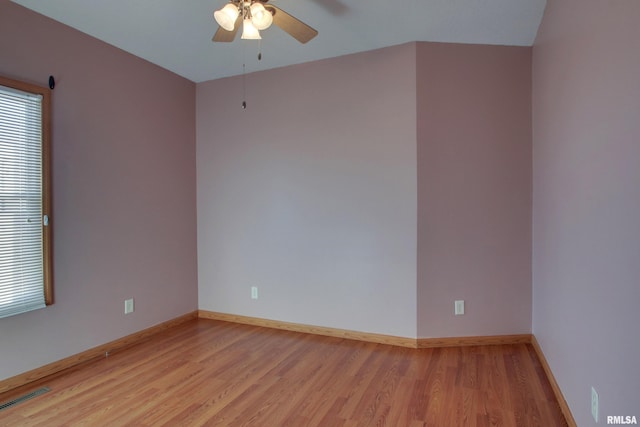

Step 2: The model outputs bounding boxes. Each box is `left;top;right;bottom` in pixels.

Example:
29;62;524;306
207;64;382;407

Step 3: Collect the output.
214;3;240;31
213;0;318;44
241;18;262;40
250;3;273;30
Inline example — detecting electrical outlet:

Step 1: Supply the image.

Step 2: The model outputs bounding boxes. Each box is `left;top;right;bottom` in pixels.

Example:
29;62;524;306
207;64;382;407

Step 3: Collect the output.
124;298;134;314
591;386;598;423
251;286;258;300
455;300;465;315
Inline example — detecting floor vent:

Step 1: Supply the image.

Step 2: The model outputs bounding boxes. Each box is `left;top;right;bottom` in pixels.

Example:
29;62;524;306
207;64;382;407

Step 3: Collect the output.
0;387;51;411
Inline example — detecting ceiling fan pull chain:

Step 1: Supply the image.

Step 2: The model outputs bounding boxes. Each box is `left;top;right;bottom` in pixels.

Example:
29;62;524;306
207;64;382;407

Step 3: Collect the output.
242;62;247;109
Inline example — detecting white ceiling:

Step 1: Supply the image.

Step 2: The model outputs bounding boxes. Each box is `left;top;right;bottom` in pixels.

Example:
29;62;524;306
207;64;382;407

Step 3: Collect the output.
12;0;547;83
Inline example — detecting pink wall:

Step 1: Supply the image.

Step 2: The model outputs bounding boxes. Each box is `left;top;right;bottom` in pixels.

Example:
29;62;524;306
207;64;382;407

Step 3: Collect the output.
416;43;532;338
197;44;418;337
533;0;640;424
197;42;533;340
0;1;198;381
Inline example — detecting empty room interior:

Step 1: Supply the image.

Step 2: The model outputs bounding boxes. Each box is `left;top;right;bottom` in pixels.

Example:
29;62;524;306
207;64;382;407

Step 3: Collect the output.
1;0;639;425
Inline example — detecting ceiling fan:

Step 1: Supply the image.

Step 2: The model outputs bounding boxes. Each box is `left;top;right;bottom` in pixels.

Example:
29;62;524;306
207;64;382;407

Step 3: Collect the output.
212;0;318;44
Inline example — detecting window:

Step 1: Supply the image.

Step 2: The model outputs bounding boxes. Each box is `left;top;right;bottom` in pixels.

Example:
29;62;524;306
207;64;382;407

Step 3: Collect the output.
0;76;52;318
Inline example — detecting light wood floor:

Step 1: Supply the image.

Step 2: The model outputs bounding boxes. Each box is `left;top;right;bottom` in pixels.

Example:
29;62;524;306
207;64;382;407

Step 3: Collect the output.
0;319;567;426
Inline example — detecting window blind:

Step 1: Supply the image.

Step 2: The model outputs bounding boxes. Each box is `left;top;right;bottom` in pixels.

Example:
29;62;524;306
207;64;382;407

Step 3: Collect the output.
0;84;46;318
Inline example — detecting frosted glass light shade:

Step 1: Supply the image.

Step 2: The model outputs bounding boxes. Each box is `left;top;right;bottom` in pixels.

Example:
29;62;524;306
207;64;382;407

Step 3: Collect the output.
241;18;261;39
214;3;239;31
250;3;273;30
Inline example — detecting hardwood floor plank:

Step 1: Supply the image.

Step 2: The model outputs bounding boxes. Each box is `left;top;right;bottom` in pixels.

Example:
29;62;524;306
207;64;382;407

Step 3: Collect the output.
0;319;568;426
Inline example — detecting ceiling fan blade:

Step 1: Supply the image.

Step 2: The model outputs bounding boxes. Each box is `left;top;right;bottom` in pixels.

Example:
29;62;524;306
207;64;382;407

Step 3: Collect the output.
212;15;241;42
267;5;318;44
